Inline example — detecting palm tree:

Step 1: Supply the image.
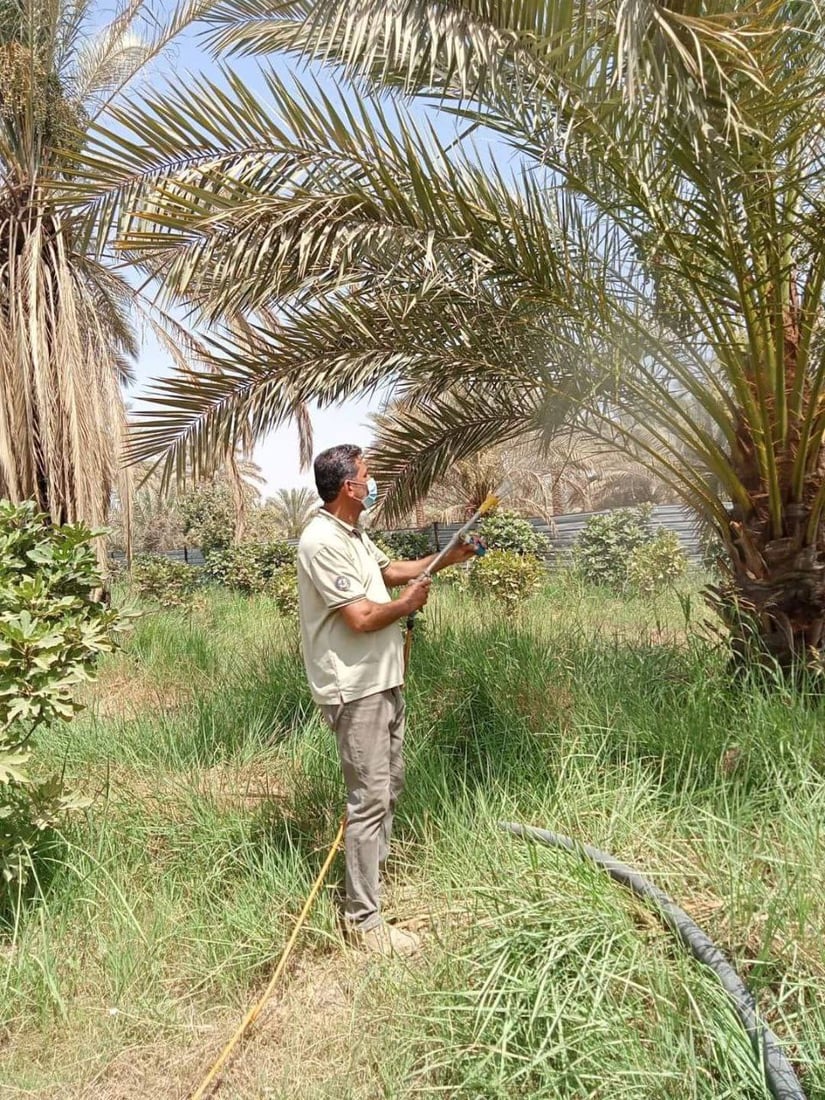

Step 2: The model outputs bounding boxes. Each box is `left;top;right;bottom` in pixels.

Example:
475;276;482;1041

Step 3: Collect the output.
79;4;825;665
266;486;318;539
382;430;673;524
0;0;213;538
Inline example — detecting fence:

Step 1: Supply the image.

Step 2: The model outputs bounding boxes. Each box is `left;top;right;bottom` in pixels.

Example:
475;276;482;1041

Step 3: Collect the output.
408;504;703;564
115;504;704;567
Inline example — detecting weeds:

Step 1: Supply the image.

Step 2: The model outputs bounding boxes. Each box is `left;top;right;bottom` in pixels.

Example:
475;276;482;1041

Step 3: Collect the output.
1;581;822;1098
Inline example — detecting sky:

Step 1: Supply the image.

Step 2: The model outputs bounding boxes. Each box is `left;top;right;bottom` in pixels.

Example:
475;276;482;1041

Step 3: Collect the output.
119;8;504;496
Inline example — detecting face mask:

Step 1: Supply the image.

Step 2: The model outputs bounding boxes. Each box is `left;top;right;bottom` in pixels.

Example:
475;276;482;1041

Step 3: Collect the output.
349;476;378;511
361;477;378;511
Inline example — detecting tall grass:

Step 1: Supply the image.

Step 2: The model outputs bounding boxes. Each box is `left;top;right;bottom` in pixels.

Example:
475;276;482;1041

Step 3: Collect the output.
1;581;822;1098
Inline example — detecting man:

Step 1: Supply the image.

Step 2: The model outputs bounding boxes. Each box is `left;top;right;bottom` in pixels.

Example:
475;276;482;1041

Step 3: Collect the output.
297;444;474;956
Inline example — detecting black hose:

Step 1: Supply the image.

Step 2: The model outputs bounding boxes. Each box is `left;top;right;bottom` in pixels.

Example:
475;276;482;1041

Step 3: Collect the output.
498;821;806;1100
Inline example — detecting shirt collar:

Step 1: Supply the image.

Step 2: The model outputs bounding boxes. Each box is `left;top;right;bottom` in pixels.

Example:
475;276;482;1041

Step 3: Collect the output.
318;508;362;538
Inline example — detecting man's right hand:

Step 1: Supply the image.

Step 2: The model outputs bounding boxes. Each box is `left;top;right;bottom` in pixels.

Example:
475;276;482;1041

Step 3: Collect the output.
402;575;431;613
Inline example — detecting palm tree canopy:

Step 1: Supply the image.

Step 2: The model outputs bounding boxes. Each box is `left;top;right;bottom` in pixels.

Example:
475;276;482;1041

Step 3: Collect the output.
266;485;318;537
72;2;825;656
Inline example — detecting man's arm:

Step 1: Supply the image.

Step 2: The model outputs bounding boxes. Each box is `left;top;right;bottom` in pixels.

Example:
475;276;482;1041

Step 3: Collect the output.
338;577;431;633
381;544;474;588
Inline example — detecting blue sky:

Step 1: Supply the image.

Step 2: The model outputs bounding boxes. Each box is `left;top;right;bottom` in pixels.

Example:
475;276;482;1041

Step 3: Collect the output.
122;10;505;496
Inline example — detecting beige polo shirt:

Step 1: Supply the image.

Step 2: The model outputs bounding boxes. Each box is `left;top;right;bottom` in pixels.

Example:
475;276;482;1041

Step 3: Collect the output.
297;510;403;704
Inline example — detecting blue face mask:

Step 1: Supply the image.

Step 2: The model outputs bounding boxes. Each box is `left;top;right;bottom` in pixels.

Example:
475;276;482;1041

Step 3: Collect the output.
361;477;379;511
351;477;378;511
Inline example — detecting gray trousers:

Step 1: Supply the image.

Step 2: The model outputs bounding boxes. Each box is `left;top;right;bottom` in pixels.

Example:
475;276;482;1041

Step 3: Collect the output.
321;687;406;930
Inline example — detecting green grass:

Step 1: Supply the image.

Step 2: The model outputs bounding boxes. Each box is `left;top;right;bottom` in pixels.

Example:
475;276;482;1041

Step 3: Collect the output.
1;580;823;1098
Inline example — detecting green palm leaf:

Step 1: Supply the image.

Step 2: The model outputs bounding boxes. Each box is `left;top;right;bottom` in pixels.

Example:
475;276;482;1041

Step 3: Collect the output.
64;0;825;658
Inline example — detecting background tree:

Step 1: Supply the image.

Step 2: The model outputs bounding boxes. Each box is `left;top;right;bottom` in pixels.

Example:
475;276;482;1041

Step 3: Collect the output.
81;4;825;665
265;487;318;539
108;452;265;557
0;0;213;540
107;463;185;556
406;436;672;524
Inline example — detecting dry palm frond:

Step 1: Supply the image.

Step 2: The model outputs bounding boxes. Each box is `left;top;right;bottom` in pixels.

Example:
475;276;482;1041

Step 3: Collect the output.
0;207;125;537
0;0;220;553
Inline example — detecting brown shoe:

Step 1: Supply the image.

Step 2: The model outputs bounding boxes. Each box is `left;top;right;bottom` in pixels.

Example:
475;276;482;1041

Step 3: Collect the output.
347;920;420;957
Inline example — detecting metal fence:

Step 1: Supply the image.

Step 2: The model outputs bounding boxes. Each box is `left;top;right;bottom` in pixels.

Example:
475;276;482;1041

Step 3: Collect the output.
419;504;702;563
115;504;704;567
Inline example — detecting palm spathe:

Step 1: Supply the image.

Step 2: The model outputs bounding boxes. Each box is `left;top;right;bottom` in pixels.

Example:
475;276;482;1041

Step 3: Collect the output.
77;2;825;657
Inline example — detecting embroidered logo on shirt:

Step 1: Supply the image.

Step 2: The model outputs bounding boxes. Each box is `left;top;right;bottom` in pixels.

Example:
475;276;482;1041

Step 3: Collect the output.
334;575;351;592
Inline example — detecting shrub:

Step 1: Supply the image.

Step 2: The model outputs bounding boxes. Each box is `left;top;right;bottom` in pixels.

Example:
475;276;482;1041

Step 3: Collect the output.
626;530;687;596
268;565;299;620
435;560;471;591
375;528;434;561
477;510;550;558
368;532;395;563
132;555;199;608
575;505;654;589
204;541;296;594
468;550;545;607
0;501;125;913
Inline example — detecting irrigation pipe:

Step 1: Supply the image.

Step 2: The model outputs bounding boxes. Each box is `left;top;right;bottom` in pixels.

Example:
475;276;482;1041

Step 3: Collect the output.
191;816;346;1100
499;822;806;1100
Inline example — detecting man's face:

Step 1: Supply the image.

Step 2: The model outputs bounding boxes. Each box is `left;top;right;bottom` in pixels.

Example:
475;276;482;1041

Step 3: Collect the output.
346;457;371;504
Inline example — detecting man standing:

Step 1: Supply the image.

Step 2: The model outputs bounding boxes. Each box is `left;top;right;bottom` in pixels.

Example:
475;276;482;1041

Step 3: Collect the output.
297;445;473;956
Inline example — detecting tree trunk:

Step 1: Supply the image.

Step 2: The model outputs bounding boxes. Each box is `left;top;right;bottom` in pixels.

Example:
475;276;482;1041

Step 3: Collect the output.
707;508;825;670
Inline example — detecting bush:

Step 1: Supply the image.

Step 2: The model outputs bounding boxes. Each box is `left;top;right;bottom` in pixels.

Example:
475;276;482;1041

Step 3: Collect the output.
132;555;199;608
626;530;687;596
268;565;299;620
468;550;545;607
368;532;395;563
375;528;434;561
204;540;296;594
435;560;471;591
575;505;654;589
0;501;125;913
477;510;550;558
178;481;236;553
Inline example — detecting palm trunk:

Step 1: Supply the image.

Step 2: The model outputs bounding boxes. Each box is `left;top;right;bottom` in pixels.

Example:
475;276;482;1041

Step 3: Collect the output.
708;508;825;669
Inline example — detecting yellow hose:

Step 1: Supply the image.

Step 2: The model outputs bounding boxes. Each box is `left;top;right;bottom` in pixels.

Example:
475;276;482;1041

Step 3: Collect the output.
190;815;346;1100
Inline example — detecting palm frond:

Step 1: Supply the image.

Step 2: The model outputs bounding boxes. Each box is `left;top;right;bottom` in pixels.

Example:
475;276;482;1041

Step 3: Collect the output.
369;383;545;523
75;67;610;324
205;0;578;98
203;0;783;139
125;267;572;482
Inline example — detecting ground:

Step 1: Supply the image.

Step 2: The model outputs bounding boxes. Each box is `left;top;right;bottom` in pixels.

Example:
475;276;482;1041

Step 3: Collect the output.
2;575;823;1099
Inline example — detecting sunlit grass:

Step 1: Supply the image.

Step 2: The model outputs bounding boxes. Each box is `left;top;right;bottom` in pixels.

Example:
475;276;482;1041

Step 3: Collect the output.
1;578;822;1098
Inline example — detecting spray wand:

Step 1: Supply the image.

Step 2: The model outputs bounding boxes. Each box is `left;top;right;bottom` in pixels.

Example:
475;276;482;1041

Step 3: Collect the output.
403;478;511;674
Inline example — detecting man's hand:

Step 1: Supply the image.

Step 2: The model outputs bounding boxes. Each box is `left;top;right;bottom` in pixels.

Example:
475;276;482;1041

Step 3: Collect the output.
401;575;432;613
444;538;483;567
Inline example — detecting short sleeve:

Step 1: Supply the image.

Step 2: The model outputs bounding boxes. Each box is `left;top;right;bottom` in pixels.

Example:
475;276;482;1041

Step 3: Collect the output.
307;544;368;609
362;533;390;570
